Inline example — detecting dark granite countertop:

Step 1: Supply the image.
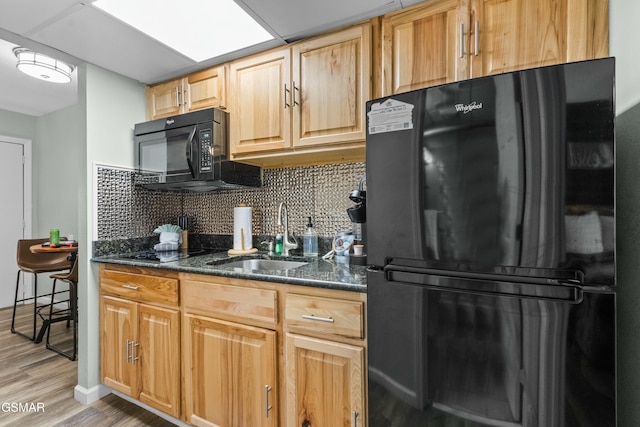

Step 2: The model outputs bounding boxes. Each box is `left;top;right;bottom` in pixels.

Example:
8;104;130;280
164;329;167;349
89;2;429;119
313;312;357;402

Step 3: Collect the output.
92;250;367;293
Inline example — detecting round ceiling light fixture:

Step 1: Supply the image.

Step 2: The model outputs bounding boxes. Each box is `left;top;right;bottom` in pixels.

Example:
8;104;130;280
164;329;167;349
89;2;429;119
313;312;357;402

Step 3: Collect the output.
13;47;74;84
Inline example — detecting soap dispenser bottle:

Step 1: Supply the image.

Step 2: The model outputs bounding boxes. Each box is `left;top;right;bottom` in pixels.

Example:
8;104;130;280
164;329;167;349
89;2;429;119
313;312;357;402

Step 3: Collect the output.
275;233;283;256
303;217;318;257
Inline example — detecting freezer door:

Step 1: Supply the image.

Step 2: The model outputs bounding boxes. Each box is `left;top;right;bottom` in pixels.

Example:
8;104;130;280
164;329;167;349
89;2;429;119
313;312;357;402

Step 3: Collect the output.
365;59;615;286
367;270;616;427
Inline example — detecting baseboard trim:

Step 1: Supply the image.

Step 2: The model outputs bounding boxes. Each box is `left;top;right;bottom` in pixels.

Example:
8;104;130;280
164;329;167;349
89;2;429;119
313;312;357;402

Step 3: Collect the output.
74;383;112;405
111;391;190;427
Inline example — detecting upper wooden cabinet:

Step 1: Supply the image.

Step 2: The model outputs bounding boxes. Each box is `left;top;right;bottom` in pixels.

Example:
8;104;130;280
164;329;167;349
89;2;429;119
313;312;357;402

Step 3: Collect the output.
228;48;292;154
381;0;462;95
146;65;227;120
229;24;371;165
381;0;609;95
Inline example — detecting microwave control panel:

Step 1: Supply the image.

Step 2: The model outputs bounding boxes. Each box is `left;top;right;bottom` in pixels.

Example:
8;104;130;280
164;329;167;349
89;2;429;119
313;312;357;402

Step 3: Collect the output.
199;128;213;173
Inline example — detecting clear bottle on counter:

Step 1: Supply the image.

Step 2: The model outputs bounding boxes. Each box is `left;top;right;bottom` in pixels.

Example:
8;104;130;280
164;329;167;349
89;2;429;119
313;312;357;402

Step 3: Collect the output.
303;217;318;257
275;233;283;256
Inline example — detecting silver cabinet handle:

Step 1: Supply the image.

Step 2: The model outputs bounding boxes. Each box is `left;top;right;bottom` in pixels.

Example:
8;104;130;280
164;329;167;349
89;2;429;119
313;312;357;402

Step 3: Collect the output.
302;314;334;323
131;342;139;365
175;86;180;107
474;21;479;56
126;339;131;364
284;84;291;109
264;385;273;418
353;411;359;426
459;23;465;58
122;284;140;290
292;81;299;106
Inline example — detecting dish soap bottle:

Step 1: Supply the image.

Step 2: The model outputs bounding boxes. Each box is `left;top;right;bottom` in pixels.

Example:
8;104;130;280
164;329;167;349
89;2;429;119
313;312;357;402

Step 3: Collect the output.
303;217;318;257
275;233;283;256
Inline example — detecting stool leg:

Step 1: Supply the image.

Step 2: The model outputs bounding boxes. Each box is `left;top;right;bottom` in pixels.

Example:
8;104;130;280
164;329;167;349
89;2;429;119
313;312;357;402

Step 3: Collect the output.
46;279;77;361
45;279;57;349
33;275;49;344
11;270;39;341
11;270;22;335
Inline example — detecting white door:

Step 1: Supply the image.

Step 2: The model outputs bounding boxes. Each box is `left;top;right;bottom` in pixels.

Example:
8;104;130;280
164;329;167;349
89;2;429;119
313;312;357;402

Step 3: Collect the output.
0;140;26;308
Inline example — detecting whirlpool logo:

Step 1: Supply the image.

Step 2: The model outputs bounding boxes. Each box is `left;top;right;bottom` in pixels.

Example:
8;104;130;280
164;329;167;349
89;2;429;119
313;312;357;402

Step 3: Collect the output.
454;101;483;114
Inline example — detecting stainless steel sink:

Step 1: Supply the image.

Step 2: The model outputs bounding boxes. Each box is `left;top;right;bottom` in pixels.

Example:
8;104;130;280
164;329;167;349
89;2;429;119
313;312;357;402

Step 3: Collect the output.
223;259;308;271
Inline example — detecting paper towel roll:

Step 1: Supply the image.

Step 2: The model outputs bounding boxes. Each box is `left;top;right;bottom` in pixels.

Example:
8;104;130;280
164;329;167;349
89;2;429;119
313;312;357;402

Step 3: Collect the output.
233;206;254;251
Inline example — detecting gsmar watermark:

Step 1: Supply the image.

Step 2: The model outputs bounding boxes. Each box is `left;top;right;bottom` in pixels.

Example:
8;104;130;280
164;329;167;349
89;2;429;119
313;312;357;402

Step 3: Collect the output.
1;401;45;413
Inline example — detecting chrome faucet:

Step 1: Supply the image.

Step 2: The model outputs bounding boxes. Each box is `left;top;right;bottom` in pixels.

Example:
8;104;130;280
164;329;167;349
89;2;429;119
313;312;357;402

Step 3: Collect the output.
277;202;298;256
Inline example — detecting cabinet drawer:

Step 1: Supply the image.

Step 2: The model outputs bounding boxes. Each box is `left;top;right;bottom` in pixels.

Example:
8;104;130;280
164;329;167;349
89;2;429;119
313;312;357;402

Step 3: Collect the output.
100;269;178;306
285;294;364;339
182;280;278;327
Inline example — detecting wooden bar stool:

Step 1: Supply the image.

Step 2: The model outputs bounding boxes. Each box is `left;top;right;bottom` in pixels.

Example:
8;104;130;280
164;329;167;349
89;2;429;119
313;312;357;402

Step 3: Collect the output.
11;238;70;342
45;257;78;361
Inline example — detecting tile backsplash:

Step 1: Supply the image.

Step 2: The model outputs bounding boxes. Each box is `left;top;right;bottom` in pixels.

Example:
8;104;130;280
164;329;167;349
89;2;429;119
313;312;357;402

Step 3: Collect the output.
96;162;366;241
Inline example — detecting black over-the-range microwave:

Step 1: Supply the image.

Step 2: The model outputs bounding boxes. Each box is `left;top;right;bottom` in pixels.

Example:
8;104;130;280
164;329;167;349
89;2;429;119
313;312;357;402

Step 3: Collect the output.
134;108;262;192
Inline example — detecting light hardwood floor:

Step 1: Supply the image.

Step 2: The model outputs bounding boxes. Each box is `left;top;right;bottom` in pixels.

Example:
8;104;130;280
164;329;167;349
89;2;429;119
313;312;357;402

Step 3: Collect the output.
0;304;176;426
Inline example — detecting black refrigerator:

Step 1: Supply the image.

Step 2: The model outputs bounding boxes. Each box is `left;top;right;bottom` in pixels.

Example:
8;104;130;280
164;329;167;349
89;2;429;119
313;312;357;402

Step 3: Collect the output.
365;58;616;427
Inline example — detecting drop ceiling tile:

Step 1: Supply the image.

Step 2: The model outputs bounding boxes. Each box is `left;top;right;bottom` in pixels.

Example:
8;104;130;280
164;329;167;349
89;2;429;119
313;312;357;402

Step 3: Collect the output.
239;0;401;39
28;6;195;83
0;0;80;35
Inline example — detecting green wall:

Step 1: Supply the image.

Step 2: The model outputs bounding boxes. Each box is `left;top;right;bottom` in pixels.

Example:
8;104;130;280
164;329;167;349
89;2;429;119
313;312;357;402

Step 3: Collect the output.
0;109;37;141
79;63;146;393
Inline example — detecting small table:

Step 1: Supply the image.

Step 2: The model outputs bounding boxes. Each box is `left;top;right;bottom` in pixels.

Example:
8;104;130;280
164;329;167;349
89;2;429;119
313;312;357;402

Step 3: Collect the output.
29;243;79;344
29;243;78;262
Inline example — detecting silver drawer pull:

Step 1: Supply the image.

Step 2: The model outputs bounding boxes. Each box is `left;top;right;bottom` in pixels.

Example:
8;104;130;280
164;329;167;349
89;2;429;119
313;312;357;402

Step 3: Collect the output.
302;314;334;323
122;284;140;290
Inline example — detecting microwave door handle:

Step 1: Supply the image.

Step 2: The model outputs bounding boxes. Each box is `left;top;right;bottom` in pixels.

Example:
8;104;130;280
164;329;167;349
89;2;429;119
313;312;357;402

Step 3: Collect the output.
186;127;197;178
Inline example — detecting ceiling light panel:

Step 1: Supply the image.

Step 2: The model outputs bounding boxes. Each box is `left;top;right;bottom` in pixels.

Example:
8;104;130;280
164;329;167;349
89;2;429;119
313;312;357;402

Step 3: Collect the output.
93;0;274;62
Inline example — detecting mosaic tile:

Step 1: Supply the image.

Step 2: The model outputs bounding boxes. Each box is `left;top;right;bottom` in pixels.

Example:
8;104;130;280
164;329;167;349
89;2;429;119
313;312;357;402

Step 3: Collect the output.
96;162;366;241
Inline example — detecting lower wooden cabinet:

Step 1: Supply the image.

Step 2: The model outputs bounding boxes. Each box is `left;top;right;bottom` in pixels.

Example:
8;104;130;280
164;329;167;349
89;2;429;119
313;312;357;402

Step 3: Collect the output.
100;296;137;396
182;313;278;427
283;289;367;427
286;333;365;427
99;265;181;419
99;266;366;426
100;295;181;418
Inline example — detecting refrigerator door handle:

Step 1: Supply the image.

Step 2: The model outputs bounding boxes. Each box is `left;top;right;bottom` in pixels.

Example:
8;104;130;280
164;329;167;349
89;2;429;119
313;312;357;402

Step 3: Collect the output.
384;265;583;304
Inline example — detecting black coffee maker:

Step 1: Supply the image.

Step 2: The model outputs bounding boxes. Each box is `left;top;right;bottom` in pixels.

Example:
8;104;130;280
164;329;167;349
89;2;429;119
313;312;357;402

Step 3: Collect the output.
347;175;367;264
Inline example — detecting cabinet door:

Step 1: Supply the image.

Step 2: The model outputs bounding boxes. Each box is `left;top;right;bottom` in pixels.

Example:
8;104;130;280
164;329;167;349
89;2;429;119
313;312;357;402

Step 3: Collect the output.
292;24;371;148
229;48;292;155
146;79;183;119
185;65;227;112
100;295;138;397
470;0;567;77
184;314;278;427
138;304;181;418
382;0;462;95
286;333;365;427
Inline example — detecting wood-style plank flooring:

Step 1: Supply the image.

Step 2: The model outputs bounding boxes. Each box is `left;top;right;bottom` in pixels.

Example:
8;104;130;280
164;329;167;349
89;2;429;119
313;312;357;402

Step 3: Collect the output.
0;304;176;426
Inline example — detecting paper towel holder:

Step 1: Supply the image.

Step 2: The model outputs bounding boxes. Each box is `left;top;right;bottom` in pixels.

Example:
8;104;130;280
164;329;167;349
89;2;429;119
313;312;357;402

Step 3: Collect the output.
228;203;258;255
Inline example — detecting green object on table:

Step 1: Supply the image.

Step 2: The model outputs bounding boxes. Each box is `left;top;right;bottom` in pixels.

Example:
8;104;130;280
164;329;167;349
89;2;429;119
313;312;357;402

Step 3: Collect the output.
50;228;60;245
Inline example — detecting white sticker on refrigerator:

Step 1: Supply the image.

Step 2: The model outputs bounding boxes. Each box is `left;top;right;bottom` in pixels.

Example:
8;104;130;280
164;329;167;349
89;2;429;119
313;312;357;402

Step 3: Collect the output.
368;99;414;134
